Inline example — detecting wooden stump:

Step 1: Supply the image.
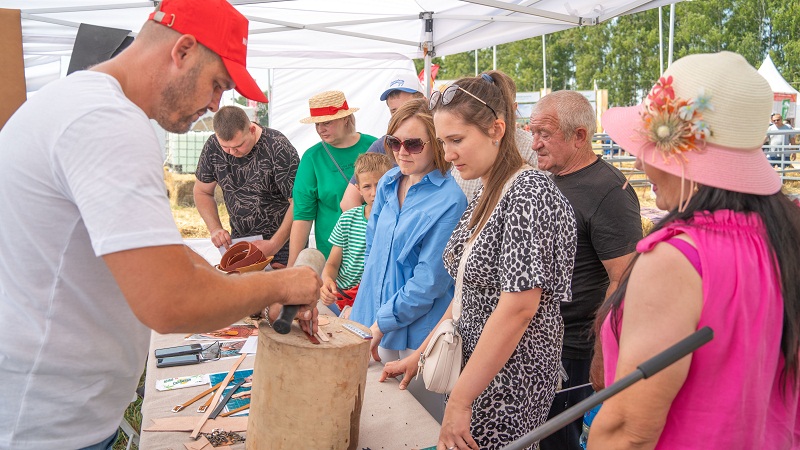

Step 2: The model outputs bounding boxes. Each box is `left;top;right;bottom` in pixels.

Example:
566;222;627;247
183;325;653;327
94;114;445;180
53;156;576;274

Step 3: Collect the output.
247;317;370;450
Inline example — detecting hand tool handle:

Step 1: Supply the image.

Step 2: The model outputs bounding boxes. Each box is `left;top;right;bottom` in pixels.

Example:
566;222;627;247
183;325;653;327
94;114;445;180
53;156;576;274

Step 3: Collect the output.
502;326;714;450
273;248;326;334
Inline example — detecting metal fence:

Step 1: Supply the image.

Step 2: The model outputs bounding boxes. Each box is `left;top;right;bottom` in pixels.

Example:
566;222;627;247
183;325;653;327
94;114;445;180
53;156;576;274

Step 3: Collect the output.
595;129;800;185
163;131;213;174
162;130;800;181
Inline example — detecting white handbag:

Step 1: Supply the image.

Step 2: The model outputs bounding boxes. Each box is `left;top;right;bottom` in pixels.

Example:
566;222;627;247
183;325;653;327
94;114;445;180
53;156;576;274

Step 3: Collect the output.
417;166;530;394
418;317;462;394
417;235;472;394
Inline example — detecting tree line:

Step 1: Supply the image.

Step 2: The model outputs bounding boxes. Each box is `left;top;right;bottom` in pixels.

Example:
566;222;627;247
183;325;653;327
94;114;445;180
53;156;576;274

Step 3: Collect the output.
417;0;799;107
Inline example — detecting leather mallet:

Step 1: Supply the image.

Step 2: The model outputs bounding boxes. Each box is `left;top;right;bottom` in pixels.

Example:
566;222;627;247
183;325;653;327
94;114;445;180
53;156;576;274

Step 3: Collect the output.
273;248;326;334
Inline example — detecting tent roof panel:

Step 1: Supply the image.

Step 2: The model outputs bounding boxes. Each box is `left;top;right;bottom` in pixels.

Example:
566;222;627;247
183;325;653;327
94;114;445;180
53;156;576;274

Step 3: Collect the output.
9;0;678;93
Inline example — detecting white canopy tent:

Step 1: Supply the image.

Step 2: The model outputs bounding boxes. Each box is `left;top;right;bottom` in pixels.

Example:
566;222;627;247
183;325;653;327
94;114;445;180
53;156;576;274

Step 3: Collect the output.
758;54;799;122
8;0;679;149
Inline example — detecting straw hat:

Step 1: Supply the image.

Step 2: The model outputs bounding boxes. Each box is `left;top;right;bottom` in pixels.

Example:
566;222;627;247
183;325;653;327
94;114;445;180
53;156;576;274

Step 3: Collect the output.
299;91;359;124
602;51;781;196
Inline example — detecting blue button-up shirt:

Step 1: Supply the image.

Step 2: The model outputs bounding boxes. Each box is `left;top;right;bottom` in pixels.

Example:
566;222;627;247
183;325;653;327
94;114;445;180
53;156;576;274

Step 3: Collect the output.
351;166;467;351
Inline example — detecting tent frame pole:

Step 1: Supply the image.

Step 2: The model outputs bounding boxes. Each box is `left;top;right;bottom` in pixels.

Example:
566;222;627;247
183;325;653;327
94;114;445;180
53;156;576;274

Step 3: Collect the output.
668;3;675;67
422;12;434;98
658;6;664;74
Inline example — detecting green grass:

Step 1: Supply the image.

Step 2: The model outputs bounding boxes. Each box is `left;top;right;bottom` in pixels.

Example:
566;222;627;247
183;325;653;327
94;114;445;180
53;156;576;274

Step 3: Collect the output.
114;373;144;450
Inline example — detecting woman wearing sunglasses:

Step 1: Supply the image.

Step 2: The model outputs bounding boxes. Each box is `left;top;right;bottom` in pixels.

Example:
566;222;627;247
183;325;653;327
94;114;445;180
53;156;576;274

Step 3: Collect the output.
351;98;467;398
381;72;577;450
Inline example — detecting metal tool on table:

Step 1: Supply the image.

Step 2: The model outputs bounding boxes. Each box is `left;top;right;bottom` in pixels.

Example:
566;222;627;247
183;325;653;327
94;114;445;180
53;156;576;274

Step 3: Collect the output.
208;378;247;420
273;248;326;337
342;322;372;340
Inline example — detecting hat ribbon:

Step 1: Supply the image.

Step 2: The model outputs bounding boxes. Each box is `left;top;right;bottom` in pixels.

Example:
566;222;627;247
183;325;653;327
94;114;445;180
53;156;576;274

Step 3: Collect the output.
309;101;350;117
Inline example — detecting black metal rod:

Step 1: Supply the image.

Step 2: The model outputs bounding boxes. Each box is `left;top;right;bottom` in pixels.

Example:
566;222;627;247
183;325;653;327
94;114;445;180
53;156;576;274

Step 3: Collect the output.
273;305;299;334
502;326;713;450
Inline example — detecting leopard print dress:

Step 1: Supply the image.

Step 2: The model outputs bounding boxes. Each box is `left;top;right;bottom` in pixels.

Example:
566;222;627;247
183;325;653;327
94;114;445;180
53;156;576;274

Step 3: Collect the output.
443;169;576;450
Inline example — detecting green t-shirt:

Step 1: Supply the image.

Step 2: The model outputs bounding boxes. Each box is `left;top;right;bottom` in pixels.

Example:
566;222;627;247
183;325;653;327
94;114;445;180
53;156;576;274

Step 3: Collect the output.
293;133;376;258
328;204;368;289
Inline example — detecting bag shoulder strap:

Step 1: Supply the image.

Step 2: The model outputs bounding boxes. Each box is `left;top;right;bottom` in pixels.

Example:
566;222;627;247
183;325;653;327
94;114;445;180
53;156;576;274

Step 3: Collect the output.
452;165;531;320
320;141;351;184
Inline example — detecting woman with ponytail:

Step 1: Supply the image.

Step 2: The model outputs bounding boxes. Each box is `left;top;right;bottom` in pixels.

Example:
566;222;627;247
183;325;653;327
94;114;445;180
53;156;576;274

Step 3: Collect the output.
381;71;577;450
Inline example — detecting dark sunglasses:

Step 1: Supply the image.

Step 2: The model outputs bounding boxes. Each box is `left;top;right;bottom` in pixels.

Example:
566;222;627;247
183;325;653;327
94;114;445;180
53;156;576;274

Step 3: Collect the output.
428;84;498;119
384;135;429;154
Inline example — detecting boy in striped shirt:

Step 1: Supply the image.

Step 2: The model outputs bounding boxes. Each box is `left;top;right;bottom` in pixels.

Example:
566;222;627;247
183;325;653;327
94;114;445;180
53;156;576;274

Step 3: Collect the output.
321;153;393;316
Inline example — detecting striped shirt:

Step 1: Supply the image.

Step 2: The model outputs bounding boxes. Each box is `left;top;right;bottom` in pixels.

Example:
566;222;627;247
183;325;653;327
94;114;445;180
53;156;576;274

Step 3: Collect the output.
328;204;368;289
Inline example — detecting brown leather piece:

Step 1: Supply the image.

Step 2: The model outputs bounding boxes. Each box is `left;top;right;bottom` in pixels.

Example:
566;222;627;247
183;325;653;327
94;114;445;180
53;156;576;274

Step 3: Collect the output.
216;242;273;274
143;416;248;432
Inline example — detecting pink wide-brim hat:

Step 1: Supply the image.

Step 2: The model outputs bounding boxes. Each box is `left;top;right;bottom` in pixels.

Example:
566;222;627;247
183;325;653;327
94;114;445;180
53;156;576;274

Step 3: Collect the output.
602;51;781;196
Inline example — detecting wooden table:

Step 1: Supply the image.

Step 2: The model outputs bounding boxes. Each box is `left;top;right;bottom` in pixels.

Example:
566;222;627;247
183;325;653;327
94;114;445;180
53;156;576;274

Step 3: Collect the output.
139;329;440;449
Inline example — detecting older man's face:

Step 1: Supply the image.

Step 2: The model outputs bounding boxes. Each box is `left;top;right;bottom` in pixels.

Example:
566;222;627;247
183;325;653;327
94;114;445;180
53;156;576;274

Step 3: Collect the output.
530;106;574;174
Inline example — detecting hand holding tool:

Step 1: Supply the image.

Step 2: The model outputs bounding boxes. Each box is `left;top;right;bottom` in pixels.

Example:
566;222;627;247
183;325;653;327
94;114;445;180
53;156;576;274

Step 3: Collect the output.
273;248;325;335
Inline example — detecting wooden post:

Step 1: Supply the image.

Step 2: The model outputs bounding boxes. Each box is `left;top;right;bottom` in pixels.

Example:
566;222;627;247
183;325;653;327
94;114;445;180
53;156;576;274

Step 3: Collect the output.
0;9;27;130
247;317;370;449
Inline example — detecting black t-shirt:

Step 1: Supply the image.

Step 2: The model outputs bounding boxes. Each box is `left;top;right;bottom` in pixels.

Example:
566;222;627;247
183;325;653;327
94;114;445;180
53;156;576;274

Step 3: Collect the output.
196;125;299;264
552;156;642;359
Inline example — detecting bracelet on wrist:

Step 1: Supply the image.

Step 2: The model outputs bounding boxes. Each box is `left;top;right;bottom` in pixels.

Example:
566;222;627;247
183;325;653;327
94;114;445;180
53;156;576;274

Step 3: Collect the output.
263;306;273;328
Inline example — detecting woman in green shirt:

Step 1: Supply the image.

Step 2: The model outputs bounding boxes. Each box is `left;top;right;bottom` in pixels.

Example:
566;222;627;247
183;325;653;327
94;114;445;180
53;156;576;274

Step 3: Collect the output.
288;90;377;265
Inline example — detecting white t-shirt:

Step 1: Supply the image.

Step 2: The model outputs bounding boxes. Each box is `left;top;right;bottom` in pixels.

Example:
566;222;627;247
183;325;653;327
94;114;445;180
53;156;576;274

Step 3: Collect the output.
768;122;792;149
0;72;183;449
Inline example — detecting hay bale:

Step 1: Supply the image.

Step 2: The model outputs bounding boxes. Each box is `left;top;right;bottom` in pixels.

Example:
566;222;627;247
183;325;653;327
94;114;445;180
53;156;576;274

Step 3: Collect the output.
164;169;226;208
641;216;654;236
168;173;198;207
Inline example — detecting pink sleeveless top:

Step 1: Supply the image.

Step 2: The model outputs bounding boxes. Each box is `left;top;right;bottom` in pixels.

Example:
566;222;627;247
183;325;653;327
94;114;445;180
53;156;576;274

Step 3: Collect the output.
601;210;799;449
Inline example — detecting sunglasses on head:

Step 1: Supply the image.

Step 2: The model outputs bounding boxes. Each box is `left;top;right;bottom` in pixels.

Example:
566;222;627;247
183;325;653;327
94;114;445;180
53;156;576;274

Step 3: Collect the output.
428;84;498;119
384;135;429;154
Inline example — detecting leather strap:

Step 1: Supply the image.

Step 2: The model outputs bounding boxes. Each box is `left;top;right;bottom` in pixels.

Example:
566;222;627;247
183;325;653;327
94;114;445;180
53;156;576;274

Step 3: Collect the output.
218;242;264;272
216;242;273;274
143;416;248;432
171;382;221;413
197;393;216;413
190;354;247;439
219;404;249;417
208;378;246;419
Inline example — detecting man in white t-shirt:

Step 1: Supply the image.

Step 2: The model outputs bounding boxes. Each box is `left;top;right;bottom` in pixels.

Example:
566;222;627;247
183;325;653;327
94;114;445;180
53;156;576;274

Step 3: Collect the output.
0;1;320;449
767;113;793;166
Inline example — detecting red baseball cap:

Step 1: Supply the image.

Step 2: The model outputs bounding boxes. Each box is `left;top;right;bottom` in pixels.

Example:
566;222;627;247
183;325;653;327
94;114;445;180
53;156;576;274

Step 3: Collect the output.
149;0;268;103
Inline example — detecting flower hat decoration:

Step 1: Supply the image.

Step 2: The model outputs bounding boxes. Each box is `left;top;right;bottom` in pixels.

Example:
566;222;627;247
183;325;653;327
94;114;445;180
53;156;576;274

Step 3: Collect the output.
602;51;781;197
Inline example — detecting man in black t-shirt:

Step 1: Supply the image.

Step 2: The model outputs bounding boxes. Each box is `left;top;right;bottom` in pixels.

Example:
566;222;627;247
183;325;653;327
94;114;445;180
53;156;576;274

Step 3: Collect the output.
194;106;299;265
531;91;642;450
